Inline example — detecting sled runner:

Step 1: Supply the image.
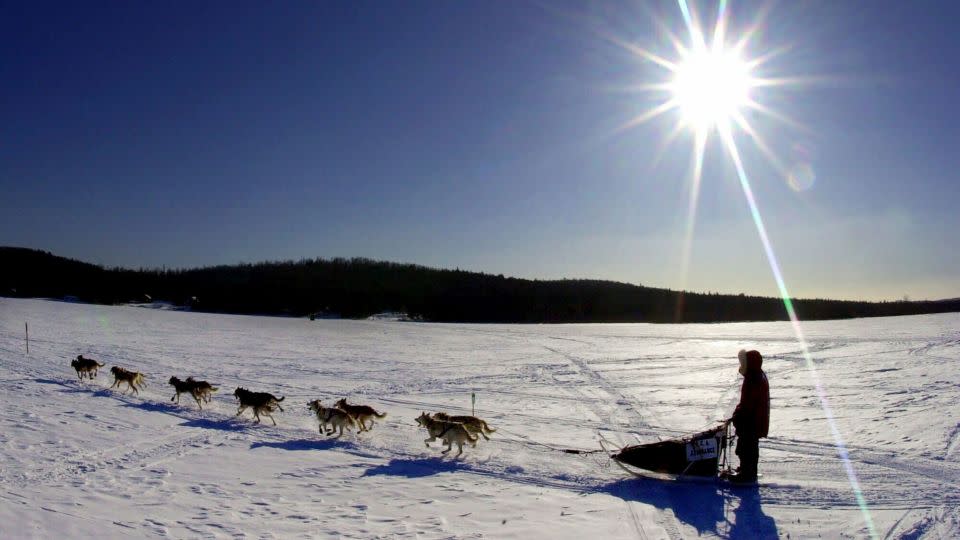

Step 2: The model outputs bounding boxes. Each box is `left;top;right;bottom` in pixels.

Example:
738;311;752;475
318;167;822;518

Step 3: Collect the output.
603;421;738;482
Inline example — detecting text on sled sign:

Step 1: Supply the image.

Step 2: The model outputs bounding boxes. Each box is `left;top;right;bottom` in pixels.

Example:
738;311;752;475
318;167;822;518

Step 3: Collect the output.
685;438;718;461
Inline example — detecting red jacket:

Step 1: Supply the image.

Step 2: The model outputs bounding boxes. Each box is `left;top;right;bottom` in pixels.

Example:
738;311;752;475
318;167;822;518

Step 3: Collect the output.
732;351;770;438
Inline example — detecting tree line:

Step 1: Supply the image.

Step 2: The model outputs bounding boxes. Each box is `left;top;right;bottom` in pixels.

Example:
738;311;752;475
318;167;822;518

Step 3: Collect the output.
2;247;958;323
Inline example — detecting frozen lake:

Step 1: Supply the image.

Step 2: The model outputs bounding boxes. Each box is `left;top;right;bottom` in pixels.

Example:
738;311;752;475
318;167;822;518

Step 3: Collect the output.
1;297;958;538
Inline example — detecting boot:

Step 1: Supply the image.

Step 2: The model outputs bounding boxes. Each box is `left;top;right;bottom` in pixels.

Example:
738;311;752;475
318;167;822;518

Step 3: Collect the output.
728;472;757;484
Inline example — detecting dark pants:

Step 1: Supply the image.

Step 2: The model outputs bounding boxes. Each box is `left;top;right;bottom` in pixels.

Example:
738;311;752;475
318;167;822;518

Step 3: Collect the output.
736;435;759;478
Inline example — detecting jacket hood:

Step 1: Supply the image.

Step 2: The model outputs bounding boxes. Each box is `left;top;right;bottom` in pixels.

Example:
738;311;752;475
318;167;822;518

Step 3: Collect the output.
738;349;763;374
746;350;763;371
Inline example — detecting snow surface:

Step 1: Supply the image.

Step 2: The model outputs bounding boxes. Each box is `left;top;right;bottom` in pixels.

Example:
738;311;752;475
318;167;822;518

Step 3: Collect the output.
1;297;958;539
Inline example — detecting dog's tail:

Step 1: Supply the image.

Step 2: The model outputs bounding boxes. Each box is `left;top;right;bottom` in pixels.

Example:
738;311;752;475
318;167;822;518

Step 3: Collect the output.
276;396;285;402
374;410;387;418
97;362;105;367
210;386;219;393
481;420;496;434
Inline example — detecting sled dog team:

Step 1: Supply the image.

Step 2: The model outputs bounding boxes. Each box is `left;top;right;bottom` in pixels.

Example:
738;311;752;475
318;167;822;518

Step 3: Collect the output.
70;355;495;456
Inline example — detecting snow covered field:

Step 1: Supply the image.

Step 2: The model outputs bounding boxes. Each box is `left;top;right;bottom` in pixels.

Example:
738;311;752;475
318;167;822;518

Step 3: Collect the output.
1;297;958;539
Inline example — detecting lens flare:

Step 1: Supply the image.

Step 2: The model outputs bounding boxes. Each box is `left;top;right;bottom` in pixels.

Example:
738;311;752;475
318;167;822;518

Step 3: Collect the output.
787;161;816;191
611;1;876;536
720;125;875;537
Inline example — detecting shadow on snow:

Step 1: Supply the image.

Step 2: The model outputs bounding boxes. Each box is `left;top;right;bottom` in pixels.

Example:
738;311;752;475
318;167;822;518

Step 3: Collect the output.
361;457;469;479
600;477;778;539
36;377;114;397
122;400;183;414
250;438;354;452
181;417;253;432
34;378;69;386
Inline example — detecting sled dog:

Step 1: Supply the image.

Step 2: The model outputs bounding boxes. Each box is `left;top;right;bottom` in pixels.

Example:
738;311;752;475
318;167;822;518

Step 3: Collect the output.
71;355;105;380
169;376;217;409
416;412;478;457
432;412;496;440
169;376;198;406
233;387;284;425
334;398;387;432
110;366;146;395
307;399;357;438
186;377;218;404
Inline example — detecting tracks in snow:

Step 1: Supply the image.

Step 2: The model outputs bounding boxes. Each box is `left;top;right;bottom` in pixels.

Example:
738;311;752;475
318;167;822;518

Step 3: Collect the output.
7;430;220;489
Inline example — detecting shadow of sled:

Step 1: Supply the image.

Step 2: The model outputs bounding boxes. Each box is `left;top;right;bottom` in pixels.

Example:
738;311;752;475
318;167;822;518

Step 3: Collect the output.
361;457;469;479
600;477;778;539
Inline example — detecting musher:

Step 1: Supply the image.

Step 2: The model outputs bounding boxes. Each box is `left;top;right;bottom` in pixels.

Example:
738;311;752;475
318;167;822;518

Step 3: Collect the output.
729;349;770;483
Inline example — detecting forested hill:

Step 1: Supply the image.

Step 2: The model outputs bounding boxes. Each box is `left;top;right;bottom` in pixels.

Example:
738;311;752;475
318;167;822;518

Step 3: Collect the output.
2;247;958;323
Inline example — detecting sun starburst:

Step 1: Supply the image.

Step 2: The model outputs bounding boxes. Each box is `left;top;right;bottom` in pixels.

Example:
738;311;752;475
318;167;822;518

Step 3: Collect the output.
617;0;774;143
671;45;752;131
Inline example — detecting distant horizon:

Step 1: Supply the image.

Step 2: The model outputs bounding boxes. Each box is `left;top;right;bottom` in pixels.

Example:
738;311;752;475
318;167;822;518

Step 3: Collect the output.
6;244;955;304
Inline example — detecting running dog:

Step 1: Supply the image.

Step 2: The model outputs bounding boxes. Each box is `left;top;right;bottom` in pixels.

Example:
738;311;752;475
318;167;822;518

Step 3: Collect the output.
169;376;197;406
333;398;387;432
186;377;218;404
415;412;478;457
432;412;496;440
110;366;146;395
71;355;105;380
233;387;284;425
168;376;217;409
307;399;357;438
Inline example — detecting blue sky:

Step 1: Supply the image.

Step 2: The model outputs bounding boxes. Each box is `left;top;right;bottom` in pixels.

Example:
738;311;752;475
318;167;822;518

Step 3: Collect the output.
2;1;958;301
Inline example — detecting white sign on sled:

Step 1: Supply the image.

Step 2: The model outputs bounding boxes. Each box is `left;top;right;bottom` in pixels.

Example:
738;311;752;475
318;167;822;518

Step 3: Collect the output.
685;437;718;461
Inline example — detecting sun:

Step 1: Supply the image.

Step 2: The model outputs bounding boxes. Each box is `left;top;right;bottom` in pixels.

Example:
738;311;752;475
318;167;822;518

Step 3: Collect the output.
671;46;752;131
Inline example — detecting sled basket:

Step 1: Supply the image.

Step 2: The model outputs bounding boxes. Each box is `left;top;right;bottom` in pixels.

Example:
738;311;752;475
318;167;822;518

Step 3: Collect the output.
611;422;730;478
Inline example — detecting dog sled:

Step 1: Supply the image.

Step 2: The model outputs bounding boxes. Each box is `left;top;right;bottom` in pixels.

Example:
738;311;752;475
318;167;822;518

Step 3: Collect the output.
602;421;736;482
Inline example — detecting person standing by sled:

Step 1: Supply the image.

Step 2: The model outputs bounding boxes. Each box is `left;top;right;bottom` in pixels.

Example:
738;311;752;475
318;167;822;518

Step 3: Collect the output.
729;349;769;483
